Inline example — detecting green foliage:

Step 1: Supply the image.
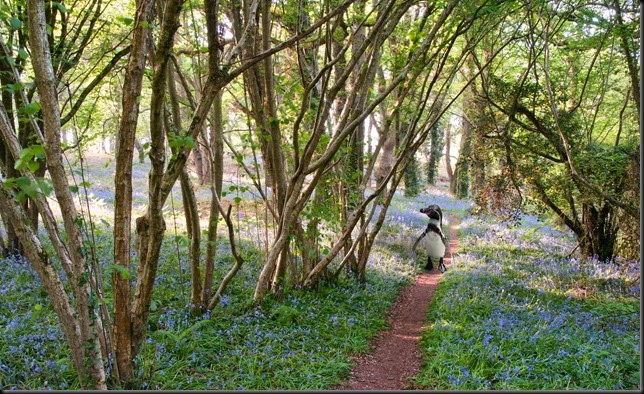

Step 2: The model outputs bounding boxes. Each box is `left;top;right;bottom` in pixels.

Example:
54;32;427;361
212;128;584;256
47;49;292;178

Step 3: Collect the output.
0;203;417;389
167;133;195;151
576;143;634;194
14;145;45;173
414;215;640;390
404;155;421;197
3;176;53;203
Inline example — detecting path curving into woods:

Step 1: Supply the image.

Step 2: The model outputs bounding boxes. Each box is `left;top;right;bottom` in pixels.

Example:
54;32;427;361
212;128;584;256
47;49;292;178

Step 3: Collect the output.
333;214;460;390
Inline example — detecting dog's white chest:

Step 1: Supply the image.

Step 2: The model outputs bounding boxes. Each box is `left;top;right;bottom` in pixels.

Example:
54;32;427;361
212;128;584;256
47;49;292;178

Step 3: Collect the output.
424;232;446;258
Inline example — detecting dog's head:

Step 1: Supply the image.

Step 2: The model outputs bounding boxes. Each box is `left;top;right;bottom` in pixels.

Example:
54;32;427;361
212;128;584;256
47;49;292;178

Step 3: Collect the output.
420;204;442;223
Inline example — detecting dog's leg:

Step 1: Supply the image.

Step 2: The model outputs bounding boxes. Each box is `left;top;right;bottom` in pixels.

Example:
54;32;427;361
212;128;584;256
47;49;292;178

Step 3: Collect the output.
424;257;434;271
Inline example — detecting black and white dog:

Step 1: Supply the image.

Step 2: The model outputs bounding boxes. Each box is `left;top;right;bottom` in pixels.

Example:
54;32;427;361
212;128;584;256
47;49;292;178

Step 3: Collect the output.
412;204;447;273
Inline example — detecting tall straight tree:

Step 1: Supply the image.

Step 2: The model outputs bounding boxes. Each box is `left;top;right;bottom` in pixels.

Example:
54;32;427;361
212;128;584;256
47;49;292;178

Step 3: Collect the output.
111;0;154;384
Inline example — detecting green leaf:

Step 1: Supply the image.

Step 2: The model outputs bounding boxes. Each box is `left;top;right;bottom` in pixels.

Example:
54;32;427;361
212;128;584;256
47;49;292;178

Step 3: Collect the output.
14;145;44;171
52;1;68;13
112;264;130;280
36;178;53;196
10;17;21;29
15;176;38;198
27;160;40;172
14;157;26;170
23;102;41;116
2;178;15;188
183;136;195;149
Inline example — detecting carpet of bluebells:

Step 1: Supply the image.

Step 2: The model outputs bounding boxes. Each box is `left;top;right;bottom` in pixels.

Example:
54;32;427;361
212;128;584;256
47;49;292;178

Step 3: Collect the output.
1;188;452;390
415;213;640;390
0;185;639;390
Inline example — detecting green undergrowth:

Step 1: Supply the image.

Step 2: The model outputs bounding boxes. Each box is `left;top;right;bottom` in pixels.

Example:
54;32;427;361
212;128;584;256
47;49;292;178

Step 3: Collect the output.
414;214;640;390
0;190;431;390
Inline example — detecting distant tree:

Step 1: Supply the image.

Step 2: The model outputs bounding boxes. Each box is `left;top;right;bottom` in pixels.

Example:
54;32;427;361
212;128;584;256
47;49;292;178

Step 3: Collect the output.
404;154;422;196
471;0;640;261
424;119;444;185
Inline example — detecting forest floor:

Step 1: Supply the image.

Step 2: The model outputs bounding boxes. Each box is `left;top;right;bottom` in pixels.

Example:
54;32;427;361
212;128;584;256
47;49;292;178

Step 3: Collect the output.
332;214;460;390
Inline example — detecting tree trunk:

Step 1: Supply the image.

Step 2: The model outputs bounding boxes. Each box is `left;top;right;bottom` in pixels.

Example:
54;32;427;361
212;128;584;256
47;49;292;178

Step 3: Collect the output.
111;0;154;384
167;55;203;314
181;169;203;313
130;0;185;361
452;103;471;198
581;202;619;262
202;90;224;307
0;47;19;251
26;0;106;387
445;122;454;187
425;120;444;185
374;116;395;191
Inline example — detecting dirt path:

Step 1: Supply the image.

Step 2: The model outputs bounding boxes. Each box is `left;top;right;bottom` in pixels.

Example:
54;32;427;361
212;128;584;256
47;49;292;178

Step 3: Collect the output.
333;214;460;390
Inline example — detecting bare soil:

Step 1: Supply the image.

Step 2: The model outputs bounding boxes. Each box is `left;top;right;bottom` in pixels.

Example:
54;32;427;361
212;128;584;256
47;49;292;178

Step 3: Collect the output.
332;214;460;390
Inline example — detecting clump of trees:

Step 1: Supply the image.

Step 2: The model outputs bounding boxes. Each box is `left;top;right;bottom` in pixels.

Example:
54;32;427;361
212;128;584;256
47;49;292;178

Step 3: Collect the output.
459;0;640;262
0;0;639;389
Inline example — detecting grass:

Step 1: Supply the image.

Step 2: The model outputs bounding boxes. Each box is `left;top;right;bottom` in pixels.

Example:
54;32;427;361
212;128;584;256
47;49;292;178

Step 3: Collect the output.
0;178;639;390
0;186;424;390
413;213;640;390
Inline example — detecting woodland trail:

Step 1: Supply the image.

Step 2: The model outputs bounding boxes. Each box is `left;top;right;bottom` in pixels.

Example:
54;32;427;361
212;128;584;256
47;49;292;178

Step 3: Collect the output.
333;214;460;390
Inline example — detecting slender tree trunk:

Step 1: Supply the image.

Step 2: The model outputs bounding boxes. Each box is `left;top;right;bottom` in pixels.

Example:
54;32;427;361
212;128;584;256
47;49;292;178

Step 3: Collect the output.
612;0;640;118
134;138;145;163
445;122;454;188
261;1;289;293
26;0;106;387
0;102;20;253
249;0;291;297
202;90;224;307
112;0;153;384
180;169;202;313
452;96;472;198
425;120;443;185
167;56;203;314
131;0;186;360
